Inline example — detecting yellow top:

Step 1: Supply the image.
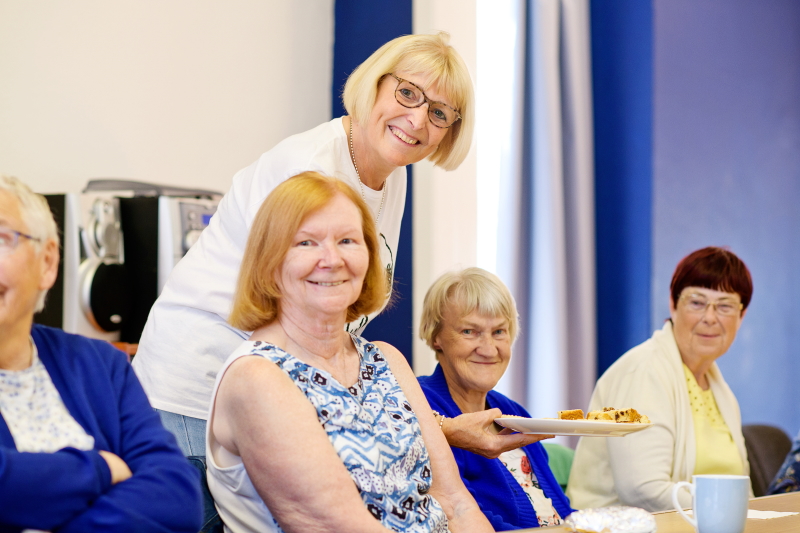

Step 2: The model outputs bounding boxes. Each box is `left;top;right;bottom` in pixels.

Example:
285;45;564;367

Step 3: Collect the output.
684;364;744;476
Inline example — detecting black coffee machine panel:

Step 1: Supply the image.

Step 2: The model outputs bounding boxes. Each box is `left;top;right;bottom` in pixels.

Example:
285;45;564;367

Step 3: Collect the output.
38;180;221;343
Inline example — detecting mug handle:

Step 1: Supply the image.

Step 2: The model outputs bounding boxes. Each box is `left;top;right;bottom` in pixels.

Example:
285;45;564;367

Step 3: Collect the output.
672;481;697;528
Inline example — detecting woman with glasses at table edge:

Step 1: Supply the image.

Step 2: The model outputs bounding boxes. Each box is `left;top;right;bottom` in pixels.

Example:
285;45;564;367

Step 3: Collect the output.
133;32;542;464
567;246;753;512
0;176;201;532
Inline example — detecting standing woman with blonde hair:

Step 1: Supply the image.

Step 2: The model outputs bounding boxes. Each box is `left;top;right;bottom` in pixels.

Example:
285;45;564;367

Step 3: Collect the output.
133;32;475;458
134;32;540;464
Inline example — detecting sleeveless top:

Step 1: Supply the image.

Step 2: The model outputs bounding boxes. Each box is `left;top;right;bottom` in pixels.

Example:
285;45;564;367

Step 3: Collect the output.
206;336;449;533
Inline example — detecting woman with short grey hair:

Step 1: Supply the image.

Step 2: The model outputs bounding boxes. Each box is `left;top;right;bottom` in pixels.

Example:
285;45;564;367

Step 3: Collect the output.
417;267;574;530
0;176;201;532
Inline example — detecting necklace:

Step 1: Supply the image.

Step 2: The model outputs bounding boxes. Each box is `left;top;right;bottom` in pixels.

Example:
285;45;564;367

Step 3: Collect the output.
349;119;386;224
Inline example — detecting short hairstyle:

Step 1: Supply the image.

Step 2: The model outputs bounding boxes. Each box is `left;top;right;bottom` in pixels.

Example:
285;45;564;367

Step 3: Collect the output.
419;267;519;351
670;246;753;310
343;32;475;171
0;175;59;247
0;176;59;312
229;172;388;331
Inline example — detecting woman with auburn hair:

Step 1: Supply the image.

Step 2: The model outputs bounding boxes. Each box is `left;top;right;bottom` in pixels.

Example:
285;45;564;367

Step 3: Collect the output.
568;246;753;512
206;172;493;533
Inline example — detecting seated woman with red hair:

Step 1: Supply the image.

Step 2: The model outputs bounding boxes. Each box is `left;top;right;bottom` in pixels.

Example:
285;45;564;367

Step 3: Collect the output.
568;247;753;512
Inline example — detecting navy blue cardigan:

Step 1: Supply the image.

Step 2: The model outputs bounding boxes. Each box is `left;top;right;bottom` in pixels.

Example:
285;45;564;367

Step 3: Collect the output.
0;325;201;533
418;365;573;530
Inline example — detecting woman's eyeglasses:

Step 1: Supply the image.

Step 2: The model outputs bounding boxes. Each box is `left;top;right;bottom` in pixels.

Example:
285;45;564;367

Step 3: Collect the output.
389;73;462;129
0;226;41;256
679;293;743;317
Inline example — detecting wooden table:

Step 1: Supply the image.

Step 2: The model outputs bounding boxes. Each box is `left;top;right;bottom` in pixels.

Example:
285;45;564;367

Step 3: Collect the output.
508;492;800;533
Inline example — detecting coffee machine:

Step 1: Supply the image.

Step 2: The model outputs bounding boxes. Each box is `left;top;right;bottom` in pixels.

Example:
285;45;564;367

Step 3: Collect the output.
38;180;221;343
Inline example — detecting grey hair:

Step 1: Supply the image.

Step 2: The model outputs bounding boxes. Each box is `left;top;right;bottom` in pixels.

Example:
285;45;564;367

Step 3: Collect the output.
419;267;520;351
0;176;60;311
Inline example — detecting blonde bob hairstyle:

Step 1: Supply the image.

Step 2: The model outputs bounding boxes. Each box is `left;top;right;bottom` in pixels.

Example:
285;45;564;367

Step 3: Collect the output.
343;32;475;171
229;172;388;332
419;267;519;352
0;175;60;312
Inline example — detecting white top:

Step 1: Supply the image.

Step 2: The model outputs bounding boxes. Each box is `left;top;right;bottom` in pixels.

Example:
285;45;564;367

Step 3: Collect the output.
499;448;561;526
0;340;94;453
132;118;406;419
566;321;750;512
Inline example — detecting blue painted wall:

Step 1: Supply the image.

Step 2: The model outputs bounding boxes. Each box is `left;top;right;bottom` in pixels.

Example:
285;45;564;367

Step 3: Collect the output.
332;0;414;363
651;0;800;435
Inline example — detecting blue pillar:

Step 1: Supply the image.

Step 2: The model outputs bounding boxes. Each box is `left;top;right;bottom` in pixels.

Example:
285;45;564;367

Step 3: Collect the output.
590;0;654;375
333;0;414;363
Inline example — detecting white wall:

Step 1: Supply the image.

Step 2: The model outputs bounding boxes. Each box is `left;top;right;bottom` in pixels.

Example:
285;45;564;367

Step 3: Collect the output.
0;0;333;195
412;0;478;375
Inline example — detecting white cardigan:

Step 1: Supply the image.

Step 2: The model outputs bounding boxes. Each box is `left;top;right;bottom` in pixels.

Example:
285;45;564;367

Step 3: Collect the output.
566;321;750;512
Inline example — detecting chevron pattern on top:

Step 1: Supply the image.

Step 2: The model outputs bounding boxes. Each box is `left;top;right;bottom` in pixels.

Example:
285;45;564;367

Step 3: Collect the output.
249;337;448;533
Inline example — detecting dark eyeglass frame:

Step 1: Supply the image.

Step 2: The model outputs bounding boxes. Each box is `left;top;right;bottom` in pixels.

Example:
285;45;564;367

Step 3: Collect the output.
0;225;41;256
389;73;462;129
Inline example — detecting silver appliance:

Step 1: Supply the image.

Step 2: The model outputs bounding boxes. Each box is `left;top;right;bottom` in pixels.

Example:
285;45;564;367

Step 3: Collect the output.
39;192;130;343
38;180;221;343
157;196;219;293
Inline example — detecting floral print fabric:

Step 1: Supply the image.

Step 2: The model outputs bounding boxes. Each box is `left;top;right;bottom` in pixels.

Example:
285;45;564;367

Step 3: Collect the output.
0;340;94;453
499;447;562;526
769;430;800;494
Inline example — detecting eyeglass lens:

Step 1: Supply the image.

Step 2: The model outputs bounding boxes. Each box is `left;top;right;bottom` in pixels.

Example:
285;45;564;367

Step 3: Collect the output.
0;227;18;255
395;80;458;127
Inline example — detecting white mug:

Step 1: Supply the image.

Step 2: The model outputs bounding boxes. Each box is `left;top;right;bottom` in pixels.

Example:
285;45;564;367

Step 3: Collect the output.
671;474;750;533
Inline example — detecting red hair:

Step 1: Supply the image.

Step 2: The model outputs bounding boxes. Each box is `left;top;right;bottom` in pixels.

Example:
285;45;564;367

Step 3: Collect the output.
670;247;753;310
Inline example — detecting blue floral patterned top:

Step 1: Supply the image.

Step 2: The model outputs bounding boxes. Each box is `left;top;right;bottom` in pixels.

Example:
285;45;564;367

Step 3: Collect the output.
253;336;448;533
769;429;800;494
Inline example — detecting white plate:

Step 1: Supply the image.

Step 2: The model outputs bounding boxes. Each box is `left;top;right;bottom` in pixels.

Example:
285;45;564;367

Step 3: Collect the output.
494;417;653;437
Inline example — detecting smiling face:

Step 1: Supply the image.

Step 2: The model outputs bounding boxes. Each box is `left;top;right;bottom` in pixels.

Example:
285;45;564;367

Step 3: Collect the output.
276;193;369;322
364;72;454;170
433;307;512;410
0;190;58;336
669;286;746;366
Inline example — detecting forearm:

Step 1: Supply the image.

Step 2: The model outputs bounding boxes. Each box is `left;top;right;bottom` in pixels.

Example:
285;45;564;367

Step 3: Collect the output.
0;447;110;530
57;464;202;533
442;411;551;459
58;359;204;532
615;473;690;512
432;487;493;533
607;427;688;512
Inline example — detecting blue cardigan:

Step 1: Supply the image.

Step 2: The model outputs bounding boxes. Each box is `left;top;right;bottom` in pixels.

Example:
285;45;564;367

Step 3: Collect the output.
418;365;573;530
0;325;202;533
